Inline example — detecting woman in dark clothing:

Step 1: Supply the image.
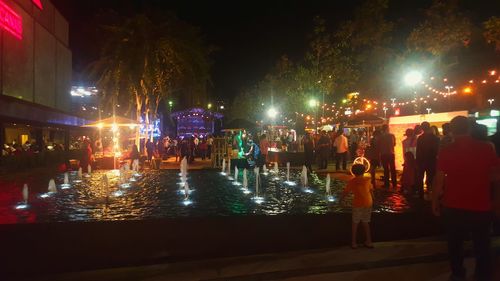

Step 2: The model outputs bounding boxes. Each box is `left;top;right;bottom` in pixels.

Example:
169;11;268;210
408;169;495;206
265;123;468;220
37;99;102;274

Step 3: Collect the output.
130;145;140;161
366;130;381;187
302;133;315;173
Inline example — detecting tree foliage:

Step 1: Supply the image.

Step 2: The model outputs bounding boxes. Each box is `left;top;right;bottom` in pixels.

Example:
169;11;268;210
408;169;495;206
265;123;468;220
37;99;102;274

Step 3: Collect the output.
484;16;500;51
88;13;211;144
407;0;472;56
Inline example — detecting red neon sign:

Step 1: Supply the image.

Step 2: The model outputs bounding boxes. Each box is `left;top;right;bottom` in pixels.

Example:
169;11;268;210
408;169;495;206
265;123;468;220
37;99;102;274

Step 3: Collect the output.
0;0;22;40
32;0;43;10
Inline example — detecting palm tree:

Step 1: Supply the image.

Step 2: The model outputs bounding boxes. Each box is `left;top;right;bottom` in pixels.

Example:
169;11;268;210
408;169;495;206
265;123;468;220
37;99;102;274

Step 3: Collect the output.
88;13;211;147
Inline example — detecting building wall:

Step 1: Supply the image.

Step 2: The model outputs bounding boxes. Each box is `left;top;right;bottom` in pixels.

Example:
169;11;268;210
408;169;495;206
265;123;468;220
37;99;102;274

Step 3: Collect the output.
0;0;71;113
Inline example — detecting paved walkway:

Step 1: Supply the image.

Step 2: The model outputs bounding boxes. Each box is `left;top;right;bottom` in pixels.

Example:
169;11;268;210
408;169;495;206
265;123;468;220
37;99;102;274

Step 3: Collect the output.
40;237;500;281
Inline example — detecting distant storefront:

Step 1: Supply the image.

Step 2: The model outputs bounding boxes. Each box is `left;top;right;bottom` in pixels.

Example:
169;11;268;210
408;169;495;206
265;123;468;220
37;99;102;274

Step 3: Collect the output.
0;0;87;150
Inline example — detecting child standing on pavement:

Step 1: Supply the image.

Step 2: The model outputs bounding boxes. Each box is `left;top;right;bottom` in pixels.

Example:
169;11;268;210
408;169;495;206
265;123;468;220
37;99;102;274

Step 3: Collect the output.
341;164;374;249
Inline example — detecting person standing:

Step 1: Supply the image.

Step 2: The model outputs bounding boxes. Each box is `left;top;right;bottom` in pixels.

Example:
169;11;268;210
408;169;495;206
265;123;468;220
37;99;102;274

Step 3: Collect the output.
378;124;397;189
317;131;330;169
416;121;440;198
207;135;214;159
366;130;381;187
259;134;270;166
349;129;360;162
490;118;500;156
145;139;154;161
333;130;348;171
432;116;499;281
440;123;453;149
402;128;417;158
302;133;315;173
341;164;374;249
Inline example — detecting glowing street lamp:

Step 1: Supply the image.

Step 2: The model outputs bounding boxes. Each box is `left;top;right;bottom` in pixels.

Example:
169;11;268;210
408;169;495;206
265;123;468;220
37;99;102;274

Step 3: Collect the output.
488;99;495;106
404;71;422;86
404;71;422;113
207;103;212;109
383;107;388;118
426;108;432;114
267;107;278;119
308;99;319;108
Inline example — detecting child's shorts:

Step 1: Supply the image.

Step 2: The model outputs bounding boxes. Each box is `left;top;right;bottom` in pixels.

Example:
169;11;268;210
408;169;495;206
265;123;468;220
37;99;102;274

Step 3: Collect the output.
352;207;372;223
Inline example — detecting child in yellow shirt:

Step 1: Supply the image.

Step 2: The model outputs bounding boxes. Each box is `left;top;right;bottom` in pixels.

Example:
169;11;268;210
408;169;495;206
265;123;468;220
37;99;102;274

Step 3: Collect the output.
341;164;374;249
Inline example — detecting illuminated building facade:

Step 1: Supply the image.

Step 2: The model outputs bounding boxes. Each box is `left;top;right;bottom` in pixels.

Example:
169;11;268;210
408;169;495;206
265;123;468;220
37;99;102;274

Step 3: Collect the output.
0;0;84;148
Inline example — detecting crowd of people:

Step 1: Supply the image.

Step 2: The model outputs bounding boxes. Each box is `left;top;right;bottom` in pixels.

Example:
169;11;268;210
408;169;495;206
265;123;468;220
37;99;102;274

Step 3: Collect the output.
143;134;215;164
339;116;499;281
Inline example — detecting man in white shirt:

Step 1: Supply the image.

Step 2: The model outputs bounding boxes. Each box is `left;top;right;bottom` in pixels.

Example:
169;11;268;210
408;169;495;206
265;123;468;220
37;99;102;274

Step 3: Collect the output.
334;130;349;170
207;135;214;159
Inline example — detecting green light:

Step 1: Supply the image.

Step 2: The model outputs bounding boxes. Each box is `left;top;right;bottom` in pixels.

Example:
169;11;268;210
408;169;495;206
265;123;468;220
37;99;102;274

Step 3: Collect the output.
491;110;499;117
308;99;318;107
342;99;348;104
168;101;173;106
208;103;212;109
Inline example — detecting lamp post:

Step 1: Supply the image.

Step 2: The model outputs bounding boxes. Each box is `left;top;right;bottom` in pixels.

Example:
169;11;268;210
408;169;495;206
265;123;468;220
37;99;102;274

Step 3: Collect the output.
309;99;319;133
404;71;422;114
383;107;388;118
445;85;453;110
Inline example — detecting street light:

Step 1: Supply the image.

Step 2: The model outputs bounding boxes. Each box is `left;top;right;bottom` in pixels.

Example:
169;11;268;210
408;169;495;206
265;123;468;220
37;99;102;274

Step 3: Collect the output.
488;99;495;106
445;85;453;110
309;99;319;132
404;71;422;86
426;108;432;114
207;103;212;109
383;107;388;118
267;107;278;119
404;71;422;114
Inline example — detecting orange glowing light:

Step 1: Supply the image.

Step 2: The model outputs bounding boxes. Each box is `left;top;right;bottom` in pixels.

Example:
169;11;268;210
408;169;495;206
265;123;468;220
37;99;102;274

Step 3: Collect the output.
463;87;472;94
489;70;496;76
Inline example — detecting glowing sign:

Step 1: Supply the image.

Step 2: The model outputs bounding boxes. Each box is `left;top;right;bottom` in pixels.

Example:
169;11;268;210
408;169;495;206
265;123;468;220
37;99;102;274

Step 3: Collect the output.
32;0;43;10
0;0;22;39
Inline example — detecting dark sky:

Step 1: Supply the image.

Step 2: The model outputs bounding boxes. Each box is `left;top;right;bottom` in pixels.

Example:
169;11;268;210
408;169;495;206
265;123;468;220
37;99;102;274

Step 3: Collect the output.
52;0;499;102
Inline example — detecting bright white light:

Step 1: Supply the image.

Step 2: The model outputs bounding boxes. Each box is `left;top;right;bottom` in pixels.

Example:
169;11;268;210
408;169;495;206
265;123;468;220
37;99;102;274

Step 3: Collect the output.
73;179;82;183
182;199;193;206
227;176;234;181
404;71;422;86
252;196;265;204
267;107;278;118
327;195;336;202
129;177;137;182
273;177;281;181
303;188;314;194
113;190;124;197
39;193;51;199
15;204;29;210
133;173;141;177
242;189;252;194
309;99;319;107
220;172;227;176
60;184;71;189
284;181;297;186
120;183;131;189
232;181;242;186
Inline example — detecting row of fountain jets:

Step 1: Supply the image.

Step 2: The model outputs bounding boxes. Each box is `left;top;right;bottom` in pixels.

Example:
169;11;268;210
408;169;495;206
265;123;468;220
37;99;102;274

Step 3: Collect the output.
16;161;141;210
219;159;335;204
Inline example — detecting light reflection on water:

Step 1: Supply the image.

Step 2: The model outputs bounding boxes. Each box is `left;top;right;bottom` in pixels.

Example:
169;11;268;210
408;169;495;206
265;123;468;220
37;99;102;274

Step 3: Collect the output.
1;169;418;224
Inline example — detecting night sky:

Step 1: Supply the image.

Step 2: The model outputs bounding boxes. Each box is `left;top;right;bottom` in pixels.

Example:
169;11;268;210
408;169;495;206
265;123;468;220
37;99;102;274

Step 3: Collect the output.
52;0;499;102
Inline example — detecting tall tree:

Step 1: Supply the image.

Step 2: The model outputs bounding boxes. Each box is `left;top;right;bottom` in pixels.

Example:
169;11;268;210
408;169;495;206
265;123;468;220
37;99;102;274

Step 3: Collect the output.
484;16;500;51
88;13;211;146
407;0;472;58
